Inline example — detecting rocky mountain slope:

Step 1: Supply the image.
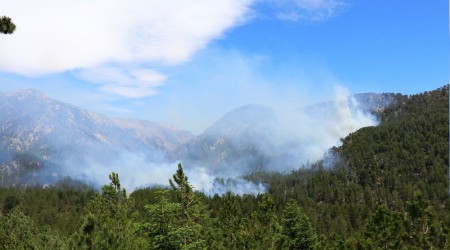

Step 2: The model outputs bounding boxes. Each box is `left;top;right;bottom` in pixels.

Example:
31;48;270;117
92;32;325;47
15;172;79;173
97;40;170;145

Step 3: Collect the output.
0;89;193;185
0;88;400;187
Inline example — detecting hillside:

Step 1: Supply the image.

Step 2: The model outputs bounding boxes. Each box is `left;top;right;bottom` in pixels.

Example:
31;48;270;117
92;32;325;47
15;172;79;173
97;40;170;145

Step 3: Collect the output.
173;92;395;177
338;86;448;206
244;84;449;247
0;85;448;249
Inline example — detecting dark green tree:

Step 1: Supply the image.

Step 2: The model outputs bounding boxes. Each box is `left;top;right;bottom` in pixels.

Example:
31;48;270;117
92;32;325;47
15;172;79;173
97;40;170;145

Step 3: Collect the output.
71;172;146;249
214;192;246;249
141;188;180;249
404;190;446;248
0;16;15;34
362;204;404;249
169;163;209;249
278;199;317;250
254;193;282;249
2;195;21;214
170;164;194;217
0;207;65;249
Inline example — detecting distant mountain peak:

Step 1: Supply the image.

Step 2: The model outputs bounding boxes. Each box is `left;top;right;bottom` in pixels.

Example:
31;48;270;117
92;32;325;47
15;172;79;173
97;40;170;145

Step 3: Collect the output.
0;88;194;160
7;88;49;98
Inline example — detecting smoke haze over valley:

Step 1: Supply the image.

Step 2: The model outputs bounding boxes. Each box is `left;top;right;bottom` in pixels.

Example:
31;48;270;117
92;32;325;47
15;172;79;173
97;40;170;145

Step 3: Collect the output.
0;87;395;195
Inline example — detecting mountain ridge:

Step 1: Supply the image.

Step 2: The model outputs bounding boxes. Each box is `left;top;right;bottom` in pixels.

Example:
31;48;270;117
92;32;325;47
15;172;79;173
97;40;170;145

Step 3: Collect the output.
172;91;398;175
0;89;195;186
0;88;401;187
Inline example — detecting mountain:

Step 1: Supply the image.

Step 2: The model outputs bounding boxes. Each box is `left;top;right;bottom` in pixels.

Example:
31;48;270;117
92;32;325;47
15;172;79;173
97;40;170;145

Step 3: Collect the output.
337;85;449;199
243;85;449;247
173;92;399;175
172;104;276;174
0;88;401;187
0;89;194;186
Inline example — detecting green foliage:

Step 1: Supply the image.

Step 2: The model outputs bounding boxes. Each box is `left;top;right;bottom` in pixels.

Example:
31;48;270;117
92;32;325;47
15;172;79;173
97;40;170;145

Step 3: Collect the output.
361;204;404;249
170;163;194;217
141;188;181;249
0;179;95;236
139;164;209;249
169;164;209;249
0;16;15;34
2;194;21;214
0;207;66;249
253;193;282;249
278;199;317;249
213;192;246;249
70;172;147;249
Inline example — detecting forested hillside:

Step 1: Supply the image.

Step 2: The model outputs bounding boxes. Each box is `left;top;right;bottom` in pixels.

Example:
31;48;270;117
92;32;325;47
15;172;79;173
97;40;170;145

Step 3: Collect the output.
244;85;449;248
0;85;448;249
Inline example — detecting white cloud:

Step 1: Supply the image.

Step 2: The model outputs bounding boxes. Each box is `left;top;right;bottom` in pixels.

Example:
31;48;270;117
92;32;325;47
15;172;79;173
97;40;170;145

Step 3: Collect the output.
0;0;254;97
0;0;346;98
268;0;347;22
77;67;166;98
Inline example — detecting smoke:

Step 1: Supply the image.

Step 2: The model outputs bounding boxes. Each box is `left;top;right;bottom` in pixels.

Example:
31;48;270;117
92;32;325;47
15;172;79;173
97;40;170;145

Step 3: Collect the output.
59;149;267;196
76;85;376;195
272;85;377;167
185;167;267;196
276;85;377;166
114;84;375;196
3;85;378;196
173;85;378;179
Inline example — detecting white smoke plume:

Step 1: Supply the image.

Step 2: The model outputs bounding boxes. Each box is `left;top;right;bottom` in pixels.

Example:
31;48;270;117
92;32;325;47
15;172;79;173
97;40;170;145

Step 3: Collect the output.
56;85;376;196
9;85;377;196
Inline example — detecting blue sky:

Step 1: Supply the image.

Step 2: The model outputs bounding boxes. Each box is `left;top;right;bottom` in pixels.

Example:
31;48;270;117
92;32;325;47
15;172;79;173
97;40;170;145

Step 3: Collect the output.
0;0;448;133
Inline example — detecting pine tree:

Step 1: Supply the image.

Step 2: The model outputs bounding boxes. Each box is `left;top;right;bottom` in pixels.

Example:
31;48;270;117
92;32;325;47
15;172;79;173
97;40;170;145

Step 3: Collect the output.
362;204;404;249
141;188;180;249
215;192;244;249
254;193;282;250
71;172;147;249
279;199;317;250
0;16;15;34
170;163;194;218
168;163;208;249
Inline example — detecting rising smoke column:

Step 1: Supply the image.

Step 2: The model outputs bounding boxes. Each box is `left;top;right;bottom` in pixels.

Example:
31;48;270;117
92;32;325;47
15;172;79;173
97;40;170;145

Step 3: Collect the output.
171;85;378;196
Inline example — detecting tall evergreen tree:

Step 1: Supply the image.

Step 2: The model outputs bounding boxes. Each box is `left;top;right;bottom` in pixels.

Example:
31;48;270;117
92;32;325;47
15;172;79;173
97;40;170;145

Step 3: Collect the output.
170;164;194;217
71;172;146;249
279;199;317;250
168;163;209;249
214;192;246;249
141;188;180;249
254;193;282;250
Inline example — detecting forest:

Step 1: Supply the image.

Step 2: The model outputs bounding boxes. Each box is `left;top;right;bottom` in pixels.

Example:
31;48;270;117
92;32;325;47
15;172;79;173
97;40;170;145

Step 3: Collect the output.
0;85;448;249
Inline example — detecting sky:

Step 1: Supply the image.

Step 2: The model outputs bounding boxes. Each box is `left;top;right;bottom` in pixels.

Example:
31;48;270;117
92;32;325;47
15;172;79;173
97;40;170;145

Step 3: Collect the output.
0;0;448;134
